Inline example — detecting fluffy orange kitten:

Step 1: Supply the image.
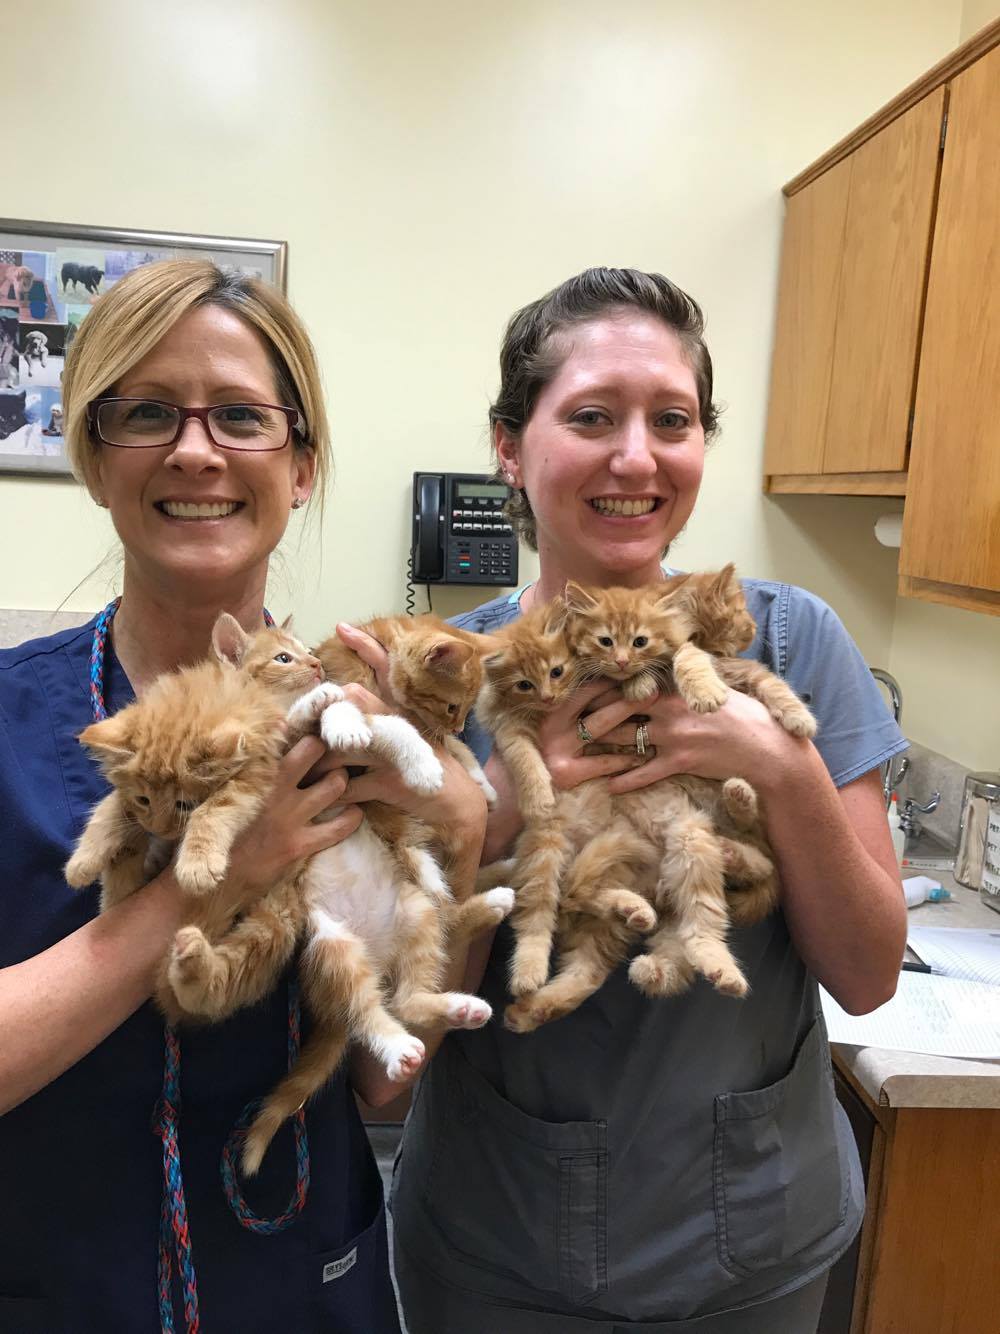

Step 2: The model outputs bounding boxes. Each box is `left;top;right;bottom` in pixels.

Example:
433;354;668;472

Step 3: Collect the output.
65;616;322;911
497;569;815;1031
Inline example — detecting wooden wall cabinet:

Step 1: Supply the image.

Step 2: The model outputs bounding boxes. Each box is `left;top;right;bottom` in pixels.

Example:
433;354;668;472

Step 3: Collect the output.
764;94;944;491
763;22;1000;616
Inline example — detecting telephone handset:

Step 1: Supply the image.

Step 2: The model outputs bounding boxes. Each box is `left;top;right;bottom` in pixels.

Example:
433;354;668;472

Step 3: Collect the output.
411;471;519;587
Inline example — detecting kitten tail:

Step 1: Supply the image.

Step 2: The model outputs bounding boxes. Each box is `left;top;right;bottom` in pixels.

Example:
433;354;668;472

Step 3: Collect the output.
241;1022;349;1177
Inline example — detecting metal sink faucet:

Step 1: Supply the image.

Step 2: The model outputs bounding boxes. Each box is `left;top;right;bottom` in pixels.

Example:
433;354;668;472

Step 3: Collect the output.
869;668;909;809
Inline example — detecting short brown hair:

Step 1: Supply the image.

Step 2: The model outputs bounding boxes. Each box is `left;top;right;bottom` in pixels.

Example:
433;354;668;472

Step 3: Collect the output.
489;267;718;551
62;259;331;505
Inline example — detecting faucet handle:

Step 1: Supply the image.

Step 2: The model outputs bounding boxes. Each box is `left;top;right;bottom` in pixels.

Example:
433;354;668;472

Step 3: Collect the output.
899;791;941;836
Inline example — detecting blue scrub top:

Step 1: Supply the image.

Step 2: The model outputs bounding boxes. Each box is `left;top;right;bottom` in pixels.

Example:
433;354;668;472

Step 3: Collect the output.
0;617;400;1334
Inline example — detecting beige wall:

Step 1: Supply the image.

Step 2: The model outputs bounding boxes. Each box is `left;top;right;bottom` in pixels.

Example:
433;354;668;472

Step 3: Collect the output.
6;0;995;766
962;0;1000;38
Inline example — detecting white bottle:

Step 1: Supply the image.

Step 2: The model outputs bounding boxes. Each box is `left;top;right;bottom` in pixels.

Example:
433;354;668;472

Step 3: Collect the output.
888;792;906;864
902;875;952;908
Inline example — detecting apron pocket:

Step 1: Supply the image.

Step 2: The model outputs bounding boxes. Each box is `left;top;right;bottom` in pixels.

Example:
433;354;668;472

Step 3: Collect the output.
424;1041;608;1306
712;1018;848;1277
308;1200;400;1334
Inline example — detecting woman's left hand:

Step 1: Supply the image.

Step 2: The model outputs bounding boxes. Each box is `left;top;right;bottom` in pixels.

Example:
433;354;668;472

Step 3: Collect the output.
598;687;811;796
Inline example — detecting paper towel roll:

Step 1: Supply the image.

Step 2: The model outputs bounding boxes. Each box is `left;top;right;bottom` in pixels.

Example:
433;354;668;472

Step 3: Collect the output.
874;513;903;547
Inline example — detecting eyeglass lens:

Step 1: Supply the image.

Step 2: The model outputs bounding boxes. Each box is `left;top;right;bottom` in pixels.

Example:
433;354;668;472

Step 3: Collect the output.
97;400;289;450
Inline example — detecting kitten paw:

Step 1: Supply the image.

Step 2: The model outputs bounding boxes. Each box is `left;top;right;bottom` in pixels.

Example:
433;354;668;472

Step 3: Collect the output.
508;956;550;996
65;849;103;889
398;749;445;796
686;943;749;997
721;777;757;823
705;964;749;998
622;674;658;701
287;682;343;729
503;999;543;1033
684;680;728;713
174;846;227;895
166;927;224;1015
623;902;657;932
442;993;493;1029
320;701;373;752
774;705;817;738
628;953;693;997
483;886;516;920
382;1034;426;1082
473;771;499;805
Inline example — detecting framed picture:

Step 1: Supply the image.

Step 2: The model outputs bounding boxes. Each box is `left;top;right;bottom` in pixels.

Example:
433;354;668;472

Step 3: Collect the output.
0;218;287;477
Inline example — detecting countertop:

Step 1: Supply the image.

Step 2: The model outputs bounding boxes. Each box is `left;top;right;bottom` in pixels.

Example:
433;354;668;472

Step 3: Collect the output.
832;867;1000;1110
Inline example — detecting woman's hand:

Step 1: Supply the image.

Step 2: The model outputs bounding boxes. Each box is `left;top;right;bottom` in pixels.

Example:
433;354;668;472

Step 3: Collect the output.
335;622;394;704
225;736;363;902
342;743;488;843
537;680;648;792
599;687;811;797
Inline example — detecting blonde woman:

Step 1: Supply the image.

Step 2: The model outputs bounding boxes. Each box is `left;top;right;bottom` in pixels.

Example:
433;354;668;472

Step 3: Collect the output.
0;261;484;1332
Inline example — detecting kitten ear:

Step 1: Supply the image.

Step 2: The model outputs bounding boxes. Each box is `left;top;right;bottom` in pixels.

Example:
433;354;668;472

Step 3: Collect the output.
541;597;569;634
563;582;598;612
212;613;250;668
280;613;295;631
424;638;474;675
78;713;134;759
204;720;248;762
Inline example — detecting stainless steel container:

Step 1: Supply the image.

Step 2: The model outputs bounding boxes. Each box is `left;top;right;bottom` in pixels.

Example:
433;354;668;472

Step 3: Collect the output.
954;771;1000;890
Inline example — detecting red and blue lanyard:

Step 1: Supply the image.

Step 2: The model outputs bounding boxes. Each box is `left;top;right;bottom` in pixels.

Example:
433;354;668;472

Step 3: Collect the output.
89;599;310;1334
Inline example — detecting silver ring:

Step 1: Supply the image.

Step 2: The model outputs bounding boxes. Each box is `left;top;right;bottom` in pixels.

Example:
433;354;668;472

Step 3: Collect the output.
577;717;594;744
635;722;649;756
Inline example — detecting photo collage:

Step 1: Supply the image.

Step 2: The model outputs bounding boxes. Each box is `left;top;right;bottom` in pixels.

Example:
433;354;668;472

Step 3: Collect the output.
0;236;270;475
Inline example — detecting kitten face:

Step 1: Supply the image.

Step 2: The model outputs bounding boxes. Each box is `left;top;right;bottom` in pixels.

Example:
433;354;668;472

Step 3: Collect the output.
667;565;755;657
484;609;575;717
389;632;484;737
213;615;324;702
87;710;254;839
239;627;324;699
562;582;689;686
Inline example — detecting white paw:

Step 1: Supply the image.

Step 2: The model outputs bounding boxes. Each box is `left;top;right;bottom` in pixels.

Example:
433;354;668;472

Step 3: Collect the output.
399;749;445;795
469;765;498;805
287;682;343;727
483;886;515;919
383;1033;425;1082
443;993;493;1029
320;701;373;751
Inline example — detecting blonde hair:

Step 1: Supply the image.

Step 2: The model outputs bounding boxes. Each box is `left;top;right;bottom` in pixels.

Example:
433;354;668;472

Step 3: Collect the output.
62;259;331;504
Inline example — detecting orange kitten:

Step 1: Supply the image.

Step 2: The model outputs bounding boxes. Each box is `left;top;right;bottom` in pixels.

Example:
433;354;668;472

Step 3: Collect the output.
315;614;498;806
65;617;321;911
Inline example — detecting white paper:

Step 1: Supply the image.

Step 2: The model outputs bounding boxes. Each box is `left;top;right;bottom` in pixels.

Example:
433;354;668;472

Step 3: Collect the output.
821;972;1000;1058
906;926;1000;986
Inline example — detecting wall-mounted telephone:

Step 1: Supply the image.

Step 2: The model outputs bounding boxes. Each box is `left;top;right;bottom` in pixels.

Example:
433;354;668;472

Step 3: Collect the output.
411;472;519;586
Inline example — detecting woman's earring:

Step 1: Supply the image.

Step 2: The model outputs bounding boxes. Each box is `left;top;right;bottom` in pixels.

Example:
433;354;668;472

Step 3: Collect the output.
291;497;304;510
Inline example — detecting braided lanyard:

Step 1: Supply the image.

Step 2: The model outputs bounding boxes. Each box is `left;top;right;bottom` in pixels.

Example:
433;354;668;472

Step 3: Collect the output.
89;601;310;1334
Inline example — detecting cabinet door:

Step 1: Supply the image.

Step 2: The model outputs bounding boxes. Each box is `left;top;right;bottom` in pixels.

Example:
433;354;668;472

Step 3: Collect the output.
901;46;1000;603
823;91;945;473
763;156;851;475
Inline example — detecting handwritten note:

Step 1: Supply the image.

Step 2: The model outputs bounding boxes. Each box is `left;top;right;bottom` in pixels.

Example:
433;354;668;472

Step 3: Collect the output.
821;972;1000;1059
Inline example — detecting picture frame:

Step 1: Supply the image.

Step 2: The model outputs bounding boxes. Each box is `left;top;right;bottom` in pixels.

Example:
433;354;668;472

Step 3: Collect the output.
0;218;287;477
